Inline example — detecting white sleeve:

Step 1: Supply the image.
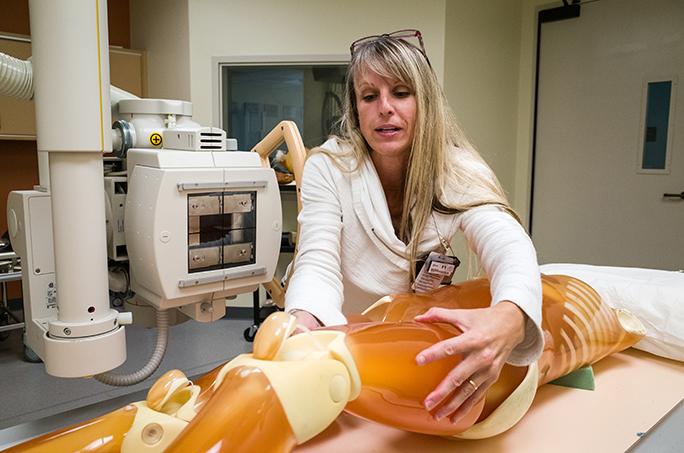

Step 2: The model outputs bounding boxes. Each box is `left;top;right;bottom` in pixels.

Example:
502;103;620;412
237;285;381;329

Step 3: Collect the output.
284;154;347;326
458;206;544;365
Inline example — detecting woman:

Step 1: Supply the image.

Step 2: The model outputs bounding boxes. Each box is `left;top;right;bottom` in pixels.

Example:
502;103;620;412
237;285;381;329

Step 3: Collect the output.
284;30;544;423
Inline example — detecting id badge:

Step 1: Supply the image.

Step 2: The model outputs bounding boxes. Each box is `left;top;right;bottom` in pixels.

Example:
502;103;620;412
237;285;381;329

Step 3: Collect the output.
413;251;460;294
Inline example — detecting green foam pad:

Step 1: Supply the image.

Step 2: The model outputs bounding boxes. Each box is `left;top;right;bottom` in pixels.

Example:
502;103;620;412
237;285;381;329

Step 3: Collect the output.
549;366;595;391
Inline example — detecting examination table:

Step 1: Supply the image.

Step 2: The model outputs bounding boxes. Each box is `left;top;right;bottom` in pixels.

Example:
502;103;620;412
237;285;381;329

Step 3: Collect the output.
297;349;684;453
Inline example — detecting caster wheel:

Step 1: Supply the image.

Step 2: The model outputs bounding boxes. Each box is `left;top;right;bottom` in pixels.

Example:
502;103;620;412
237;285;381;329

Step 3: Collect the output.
23;344;42;363
243;324;259;342
22;332;43;363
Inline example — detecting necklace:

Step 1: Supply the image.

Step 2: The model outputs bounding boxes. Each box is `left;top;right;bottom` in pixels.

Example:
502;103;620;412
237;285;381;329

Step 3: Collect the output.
431;211;454;255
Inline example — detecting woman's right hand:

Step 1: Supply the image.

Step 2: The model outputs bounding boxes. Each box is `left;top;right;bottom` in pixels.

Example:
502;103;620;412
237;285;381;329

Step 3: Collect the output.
289;309;322;333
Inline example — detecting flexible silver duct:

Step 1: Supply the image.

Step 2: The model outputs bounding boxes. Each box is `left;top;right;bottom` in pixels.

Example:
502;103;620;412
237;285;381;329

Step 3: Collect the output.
94;309;169;386
0;51;33;100
0;51;138;106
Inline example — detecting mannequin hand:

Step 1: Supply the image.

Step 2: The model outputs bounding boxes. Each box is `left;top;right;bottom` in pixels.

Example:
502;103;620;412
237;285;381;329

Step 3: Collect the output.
289;309;322;334
414;301;526;423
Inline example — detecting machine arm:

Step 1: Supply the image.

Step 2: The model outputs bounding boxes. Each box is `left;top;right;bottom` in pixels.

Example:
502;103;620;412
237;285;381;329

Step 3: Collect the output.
250;121;307;308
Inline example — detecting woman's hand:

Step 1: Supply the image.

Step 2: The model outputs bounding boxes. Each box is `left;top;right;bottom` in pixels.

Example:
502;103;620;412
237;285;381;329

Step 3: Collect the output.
289;309;322;333
414;301;526;423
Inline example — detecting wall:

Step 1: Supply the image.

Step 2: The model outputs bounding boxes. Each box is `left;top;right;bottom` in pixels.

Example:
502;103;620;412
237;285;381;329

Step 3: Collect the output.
186;0;447;127
0;0;130;47
445;0;559;230
129;0;190;100
441;0;526;280
441;0;559;279
443;0;556;229
443;0;523;199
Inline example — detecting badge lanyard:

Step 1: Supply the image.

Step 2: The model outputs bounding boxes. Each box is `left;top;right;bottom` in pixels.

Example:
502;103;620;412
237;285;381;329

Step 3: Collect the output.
413;213;460;293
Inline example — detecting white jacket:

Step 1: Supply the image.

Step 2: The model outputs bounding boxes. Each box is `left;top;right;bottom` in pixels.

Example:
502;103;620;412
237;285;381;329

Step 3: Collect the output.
285;138;543;365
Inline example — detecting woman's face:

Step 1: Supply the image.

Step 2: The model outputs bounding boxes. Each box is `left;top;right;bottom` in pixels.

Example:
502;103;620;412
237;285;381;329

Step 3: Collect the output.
354;70;417;160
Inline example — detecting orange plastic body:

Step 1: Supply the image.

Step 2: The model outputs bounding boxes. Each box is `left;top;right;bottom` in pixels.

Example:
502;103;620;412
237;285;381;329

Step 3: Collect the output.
165;366;297;453
346;274;643;430
3;405;137;452
5;275;643;452
337;321;488;435
360;275;642;383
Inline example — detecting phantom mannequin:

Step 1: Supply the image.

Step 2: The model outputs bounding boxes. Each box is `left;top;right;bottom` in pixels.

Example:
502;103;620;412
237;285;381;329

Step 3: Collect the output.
8;274;645;452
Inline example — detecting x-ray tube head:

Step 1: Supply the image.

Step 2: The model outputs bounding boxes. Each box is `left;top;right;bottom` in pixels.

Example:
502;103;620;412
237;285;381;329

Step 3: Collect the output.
125;148;282;322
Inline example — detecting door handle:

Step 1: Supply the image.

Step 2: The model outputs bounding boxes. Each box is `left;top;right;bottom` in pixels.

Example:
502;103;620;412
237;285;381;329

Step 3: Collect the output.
663;192;684;200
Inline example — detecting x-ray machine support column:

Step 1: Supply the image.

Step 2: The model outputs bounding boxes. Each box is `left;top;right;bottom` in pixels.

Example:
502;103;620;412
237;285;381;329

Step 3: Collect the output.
29;0;127;377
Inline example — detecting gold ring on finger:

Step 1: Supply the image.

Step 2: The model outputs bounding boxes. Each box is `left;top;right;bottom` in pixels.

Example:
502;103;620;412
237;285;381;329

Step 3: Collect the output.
466;379;479;392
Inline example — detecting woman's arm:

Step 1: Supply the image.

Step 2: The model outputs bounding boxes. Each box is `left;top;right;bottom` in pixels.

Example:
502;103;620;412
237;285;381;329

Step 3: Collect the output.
459;206;543;363
284;153;347;327
414;206;542;423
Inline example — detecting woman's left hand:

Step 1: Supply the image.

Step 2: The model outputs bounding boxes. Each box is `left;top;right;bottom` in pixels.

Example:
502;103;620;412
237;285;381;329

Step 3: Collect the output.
414;301;526;423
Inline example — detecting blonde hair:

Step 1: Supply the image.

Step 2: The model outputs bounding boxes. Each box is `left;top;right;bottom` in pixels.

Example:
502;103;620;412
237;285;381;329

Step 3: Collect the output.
318;35;516;281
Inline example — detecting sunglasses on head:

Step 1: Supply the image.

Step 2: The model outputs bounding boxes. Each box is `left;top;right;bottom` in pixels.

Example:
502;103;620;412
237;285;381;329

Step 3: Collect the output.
349;29;431;68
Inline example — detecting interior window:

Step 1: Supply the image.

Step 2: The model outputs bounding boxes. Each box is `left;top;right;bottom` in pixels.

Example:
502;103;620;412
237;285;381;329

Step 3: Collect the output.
220;65;347;151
